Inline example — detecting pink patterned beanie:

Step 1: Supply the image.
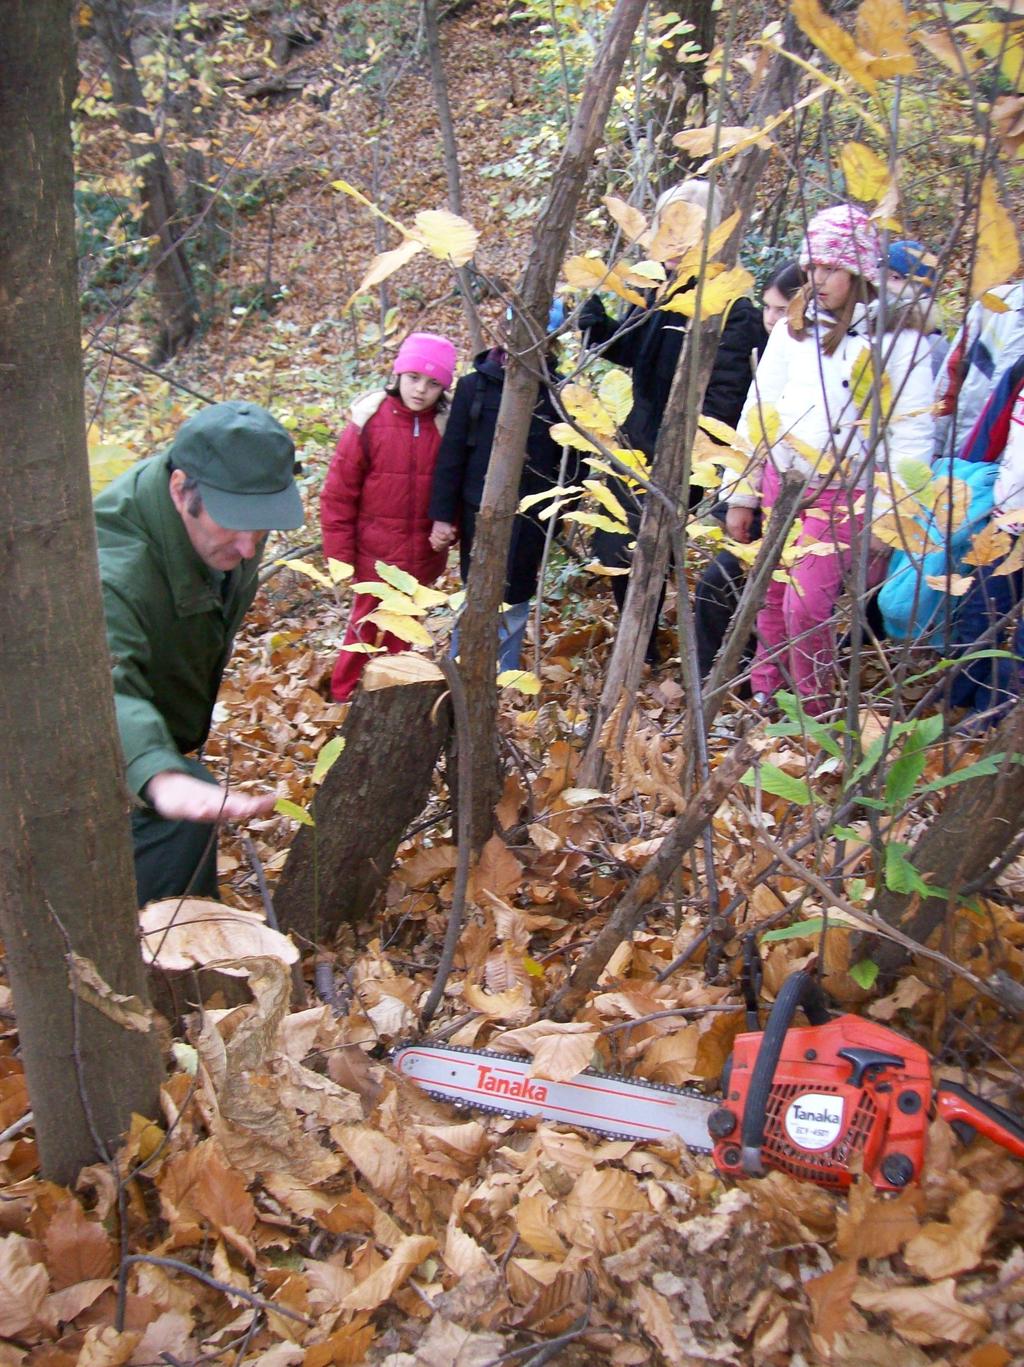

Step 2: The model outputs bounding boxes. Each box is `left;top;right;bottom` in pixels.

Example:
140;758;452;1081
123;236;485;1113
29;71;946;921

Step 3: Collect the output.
799;204;882;285
393;332;457;388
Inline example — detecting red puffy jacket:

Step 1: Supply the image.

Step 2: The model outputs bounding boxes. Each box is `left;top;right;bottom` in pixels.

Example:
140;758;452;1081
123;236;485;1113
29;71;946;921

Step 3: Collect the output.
321;390;448;584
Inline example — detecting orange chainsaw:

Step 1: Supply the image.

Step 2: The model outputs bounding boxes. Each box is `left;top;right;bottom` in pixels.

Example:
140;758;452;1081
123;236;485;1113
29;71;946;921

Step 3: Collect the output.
395;971;1024;1191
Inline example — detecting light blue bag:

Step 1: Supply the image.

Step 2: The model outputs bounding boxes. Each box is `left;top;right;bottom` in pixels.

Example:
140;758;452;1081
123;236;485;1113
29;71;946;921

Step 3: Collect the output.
879;459;998;646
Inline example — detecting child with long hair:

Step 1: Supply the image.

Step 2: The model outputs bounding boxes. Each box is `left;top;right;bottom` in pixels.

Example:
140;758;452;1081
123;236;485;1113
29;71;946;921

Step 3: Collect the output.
724;204;934;715
321;332;457;701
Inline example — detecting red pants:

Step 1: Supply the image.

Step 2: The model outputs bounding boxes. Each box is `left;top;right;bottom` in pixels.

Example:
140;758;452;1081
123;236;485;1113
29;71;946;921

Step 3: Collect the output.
330;592;408;702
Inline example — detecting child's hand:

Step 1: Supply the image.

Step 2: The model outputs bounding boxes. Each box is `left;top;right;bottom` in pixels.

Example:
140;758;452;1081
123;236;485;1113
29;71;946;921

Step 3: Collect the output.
430;521;457;551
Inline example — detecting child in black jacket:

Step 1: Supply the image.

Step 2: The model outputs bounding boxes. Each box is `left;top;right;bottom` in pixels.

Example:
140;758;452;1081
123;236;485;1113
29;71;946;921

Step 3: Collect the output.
429;341;571;670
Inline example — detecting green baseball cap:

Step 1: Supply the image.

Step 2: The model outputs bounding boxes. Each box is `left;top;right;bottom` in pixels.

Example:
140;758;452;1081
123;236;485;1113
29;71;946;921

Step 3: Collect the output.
168;401;303;531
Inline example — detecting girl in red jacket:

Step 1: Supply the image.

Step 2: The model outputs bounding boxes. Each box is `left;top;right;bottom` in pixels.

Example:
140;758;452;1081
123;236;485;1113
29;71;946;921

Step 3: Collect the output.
321;332;458;701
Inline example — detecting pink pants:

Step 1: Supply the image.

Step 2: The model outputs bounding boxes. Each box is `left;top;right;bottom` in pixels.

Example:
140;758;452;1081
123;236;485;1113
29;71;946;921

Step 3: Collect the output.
750;465;889;716
330;591;408;702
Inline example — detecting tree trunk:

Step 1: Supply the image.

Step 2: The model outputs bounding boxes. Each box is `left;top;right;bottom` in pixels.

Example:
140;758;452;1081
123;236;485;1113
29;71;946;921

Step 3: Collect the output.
91;0;198;362
580;33;802;789
457;0;649;850
274;666;451;946
422;0;484;354
870;704;1024;978
0;0;163;1185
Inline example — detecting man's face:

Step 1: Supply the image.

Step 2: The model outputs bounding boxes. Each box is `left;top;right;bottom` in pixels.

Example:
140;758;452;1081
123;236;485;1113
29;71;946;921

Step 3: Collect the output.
169;470;267;571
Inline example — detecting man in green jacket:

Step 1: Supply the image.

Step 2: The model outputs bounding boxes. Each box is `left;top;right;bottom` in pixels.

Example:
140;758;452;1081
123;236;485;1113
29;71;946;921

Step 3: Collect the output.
94;401;304;905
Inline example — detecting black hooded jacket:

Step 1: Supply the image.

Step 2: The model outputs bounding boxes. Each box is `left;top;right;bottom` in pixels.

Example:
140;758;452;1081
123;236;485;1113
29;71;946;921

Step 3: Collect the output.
582;287;767;456
428;348;573;603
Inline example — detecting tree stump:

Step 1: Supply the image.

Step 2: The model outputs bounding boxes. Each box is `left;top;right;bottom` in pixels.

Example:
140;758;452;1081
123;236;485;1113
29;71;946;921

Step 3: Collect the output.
274;655;451;946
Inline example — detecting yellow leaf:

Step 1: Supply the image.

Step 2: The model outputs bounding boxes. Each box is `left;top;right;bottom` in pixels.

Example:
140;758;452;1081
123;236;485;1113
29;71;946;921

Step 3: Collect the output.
911;28;982;76
620;260;667;286
972;175;1021;300
662;265;754;318
839;141;890;203
89;441;136;495
850;344;892;415
411;583;449;608
327;557;354;583
411;208;479;266
347;238;422;306
561;381;617;436
585;449;649;481
376;560;420;595
312;736;346;784
549;422;600;453
330;178;405;235
979;291;1012;314
275;557;334;587
601;194;647;242
646;198;706;264
597;369;634;425
855;0;917;77
674;210;742;280
964;521;1012;566
698;413;750;451
365;611;433;645
745;401;782;449
791;0;879;94
562;510;632;535
563;254;646;308
275;798;315;827
583;478;630;522
518;484;581;514
497;669;542;694
672;125;752;157
925;572;974;596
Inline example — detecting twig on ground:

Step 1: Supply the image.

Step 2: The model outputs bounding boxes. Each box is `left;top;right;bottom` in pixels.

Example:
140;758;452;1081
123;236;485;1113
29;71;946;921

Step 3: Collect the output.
119;1254;313;1326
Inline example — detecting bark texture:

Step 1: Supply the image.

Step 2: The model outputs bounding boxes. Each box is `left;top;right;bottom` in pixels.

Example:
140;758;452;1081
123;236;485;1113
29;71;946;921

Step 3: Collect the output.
274;672;451;945
92;0;198;361
0;0;163;1184
457;0;648;849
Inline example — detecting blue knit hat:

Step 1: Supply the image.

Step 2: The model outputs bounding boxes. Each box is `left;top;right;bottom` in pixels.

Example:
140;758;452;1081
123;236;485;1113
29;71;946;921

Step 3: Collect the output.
887;240;937;287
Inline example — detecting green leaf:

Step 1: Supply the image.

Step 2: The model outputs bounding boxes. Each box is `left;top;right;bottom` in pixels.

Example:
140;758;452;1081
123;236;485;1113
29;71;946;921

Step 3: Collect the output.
830;825;864;841
761;917;827;943
312;736;346;785
374;560;419;596
275;797;315;827
850;958;879;990
917;751;1024;795
848;877;867;903
884;714;943;809
741;764;813;805
884;841;929;895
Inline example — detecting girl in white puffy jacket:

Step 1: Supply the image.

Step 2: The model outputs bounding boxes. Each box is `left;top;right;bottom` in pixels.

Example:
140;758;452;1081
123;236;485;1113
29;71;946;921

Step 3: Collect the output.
724;203;935;715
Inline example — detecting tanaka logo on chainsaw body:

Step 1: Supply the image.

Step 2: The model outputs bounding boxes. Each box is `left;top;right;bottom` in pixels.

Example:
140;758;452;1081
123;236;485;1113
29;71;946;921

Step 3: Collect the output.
476;1065;548;1102
783;1092;845;1150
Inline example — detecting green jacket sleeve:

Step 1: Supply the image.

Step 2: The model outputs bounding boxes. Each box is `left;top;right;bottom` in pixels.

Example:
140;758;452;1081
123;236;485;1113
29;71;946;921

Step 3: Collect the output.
103;581;192;800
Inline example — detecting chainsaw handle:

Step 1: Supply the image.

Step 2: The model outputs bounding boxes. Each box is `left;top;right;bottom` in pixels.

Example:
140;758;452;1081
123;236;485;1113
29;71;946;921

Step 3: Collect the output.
936;1081;1024;1159
741;971;831;1175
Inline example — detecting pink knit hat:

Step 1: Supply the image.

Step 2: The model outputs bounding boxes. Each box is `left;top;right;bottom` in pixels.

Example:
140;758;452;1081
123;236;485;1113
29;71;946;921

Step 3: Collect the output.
799;204;882;286
393;332;457;388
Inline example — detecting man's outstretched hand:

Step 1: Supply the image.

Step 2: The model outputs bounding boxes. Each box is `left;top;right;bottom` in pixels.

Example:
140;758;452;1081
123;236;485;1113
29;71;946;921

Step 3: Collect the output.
145;770;277;823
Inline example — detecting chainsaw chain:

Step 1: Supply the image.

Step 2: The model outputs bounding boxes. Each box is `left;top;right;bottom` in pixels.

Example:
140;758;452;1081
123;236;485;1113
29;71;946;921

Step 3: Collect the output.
394;1041;717;1153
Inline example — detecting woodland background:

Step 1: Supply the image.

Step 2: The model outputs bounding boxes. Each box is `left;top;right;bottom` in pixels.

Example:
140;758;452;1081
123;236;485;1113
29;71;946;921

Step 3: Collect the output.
1;0;1024;1364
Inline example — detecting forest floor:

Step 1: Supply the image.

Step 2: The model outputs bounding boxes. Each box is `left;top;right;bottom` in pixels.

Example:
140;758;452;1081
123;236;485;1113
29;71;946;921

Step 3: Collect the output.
1;2;1023;1365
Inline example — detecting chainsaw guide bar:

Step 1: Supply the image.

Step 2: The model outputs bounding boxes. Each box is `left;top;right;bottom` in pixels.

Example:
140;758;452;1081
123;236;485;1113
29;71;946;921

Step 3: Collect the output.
393;1042;717;1152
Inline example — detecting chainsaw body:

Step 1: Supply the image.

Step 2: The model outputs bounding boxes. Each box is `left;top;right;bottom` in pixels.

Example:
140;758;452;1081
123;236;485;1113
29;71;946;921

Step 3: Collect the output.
710;1012;933;1190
